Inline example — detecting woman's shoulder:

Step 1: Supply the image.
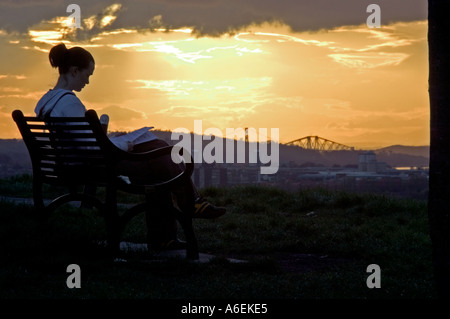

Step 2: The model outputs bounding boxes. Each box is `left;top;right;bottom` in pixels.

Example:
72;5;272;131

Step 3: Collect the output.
37;89;78;105
41;89;85;117
35;89;76;116
57;91;86;117
58;90;80;103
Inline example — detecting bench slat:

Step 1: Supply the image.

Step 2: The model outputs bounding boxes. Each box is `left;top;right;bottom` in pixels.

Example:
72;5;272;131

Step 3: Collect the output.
34;139;101;147
33;132;97;138
38;148;104;156
28;124;92;130
21;116;87;122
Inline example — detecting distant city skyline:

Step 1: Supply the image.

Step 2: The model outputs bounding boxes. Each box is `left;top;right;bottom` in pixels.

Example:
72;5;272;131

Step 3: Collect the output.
0;1;429;148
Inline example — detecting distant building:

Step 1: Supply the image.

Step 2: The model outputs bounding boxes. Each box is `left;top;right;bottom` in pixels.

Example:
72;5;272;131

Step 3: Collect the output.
358;151;387;173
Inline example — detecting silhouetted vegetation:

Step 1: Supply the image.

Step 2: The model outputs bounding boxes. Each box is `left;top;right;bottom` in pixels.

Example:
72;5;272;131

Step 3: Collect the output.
0;177;434;299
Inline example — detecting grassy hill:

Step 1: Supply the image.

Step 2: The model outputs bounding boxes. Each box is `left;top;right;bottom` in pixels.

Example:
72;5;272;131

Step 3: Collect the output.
0;175;435;301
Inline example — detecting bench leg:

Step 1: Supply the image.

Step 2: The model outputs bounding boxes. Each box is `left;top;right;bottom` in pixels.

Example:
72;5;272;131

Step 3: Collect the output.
81;184;97;209
174;209;199;260
144;194;199;260
144;193;179;250
32;177;48;220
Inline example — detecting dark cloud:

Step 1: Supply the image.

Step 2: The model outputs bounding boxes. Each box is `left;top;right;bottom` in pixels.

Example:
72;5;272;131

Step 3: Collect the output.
0;0;61;8
0;0;427;36
112;0;428;35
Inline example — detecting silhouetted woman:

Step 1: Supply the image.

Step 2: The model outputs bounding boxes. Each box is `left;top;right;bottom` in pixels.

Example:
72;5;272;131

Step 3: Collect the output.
35;43;226;251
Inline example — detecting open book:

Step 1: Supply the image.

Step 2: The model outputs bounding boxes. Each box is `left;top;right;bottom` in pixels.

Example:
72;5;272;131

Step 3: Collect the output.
109;126;157;151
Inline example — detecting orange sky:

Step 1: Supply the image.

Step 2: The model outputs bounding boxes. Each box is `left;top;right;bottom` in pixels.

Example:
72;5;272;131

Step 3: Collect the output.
0;2;429;149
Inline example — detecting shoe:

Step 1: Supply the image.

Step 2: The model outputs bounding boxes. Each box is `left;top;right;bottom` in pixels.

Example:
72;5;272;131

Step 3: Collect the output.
193;197;226;219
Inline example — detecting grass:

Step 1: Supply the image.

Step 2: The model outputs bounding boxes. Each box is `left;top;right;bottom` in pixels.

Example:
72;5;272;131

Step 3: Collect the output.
0;175;436;300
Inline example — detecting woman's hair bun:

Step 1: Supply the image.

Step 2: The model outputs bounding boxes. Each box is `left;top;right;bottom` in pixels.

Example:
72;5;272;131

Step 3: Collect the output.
48;43;94;74
49;43;69;69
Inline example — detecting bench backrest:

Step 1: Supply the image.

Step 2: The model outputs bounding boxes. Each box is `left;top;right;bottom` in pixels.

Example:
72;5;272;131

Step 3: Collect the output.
12;109;113;186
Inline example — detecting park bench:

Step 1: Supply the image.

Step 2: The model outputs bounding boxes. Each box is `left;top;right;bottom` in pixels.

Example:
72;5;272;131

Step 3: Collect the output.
12;109;199;259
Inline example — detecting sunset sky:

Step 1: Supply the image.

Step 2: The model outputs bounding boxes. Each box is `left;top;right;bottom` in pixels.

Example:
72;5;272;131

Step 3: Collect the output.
0;0;428;148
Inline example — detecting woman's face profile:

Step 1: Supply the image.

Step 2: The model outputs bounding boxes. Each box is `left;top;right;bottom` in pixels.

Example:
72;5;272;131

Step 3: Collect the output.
72;61;95;92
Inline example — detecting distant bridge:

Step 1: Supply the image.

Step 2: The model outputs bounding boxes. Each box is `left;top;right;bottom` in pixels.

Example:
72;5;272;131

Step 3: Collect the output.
286;136;354;151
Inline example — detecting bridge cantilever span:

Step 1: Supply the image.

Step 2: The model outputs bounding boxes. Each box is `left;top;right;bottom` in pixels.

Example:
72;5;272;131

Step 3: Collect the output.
286;136;354;151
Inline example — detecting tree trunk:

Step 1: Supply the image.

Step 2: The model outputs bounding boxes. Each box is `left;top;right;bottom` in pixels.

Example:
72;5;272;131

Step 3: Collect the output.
428;0;450;298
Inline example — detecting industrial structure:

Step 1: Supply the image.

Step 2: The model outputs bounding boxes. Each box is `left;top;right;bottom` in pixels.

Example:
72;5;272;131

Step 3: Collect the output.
286;136;354;151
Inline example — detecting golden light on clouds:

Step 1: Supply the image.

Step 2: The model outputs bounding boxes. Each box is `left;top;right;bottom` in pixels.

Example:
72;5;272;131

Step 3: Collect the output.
0;3;429;149
28;16;76;45
328;52;409;68
100;3;122;28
